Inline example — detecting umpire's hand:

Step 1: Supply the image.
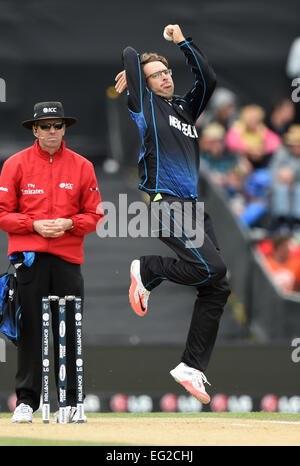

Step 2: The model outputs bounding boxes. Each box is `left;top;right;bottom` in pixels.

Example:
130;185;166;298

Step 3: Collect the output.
33;218;73;238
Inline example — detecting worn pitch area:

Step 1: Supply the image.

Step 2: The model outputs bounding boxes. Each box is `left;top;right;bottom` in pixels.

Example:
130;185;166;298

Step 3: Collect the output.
1;413;300;446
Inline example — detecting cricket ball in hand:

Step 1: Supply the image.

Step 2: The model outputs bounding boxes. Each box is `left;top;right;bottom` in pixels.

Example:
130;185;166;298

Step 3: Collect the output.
163;29;173;41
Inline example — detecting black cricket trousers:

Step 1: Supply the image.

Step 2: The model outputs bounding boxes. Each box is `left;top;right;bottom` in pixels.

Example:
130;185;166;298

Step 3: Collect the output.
140;196;231;372
15;253;84;412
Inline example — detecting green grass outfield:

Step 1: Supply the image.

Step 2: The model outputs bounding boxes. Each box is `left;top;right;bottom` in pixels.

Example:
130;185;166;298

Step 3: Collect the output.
1;412;300;446
0;437;104;446
1;411;300;420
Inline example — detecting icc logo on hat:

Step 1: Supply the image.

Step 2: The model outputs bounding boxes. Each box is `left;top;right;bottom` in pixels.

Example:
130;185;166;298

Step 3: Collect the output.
43;107;57;114
21;101;77;129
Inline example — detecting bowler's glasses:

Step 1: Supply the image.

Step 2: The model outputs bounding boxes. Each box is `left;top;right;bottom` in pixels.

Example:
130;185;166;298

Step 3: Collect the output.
37;122;65;131
146;69;172;80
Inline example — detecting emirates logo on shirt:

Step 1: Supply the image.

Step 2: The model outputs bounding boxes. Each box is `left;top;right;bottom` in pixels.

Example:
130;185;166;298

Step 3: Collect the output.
21;184;44;195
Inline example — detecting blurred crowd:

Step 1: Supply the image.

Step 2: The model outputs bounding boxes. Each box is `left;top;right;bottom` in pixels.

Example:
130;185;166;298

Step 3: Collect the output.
197;88;300;295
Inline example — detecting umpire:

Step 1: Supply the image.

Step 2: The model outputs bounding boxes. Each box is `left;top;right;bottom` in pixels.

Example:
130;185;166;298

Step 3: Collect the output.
0;101;104;423
115;25;231;404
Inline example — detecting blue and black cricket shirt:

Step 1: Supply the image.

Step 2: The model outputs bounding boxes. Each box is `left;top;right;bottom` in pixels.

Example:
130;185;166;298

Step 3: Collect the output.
122;38;216;200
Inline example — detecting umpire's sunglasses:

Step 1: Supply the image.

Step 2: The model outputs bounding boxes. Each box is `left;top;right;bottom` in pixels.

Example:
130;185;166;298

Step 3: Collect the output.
37;122;65;131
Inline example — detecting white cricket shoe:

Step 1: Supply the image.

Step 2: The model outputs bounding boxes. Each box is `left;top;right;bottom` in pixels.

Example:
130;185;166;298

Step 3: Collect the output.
129;259;150;316
12;403;33;423
170;362;211;404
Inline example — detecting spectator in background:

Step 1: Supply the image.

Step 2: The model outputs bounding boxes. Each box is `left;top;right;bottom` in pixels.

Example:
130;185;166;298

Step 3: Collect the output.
238;168;272;229
269;125;300;230
200;122;272;230
226;105;281;170
197;87;238;133
200;122;245;197
267;98;296;137
260;233;300;294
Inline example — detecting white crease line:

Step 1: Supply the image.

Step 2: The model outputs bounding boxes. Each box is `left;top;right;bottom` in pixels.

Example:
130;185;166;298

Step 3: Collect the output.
228;420;300;426
230;423;252;427
259;420;300;425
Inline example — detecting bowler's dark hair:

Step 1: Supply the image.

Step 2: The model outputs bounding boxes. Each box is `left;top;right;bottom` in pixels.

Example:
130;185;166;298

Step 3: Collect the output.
140;52;169;69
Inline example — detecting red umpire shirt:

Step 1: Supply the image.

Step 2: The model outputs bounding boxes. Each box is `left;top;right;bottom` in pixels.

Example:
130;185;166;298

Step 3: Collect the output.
0;139;104;263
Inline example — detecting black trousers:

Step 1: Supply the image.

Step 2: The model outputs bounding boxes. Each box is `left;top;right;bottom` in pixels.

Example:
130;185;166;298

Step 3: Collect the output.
140;196;231;372
15;253;84;412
